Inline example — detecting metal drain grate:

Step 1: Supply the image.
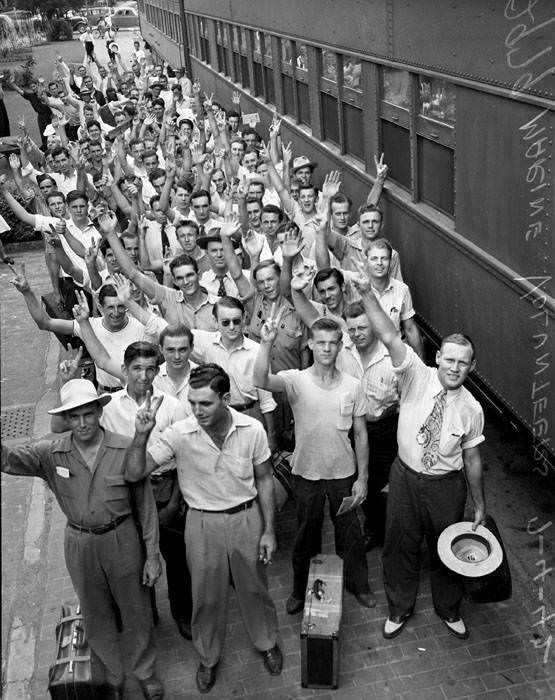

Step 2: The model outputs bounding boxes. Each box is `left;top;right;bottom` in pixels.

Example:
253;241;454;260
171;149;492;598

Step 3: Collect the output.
1;404;35;442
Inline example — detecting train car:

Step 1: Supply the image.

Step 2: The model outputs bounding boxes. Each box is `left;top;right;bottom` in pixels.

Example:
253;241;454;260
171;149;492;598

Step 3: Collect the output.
137;0;554;472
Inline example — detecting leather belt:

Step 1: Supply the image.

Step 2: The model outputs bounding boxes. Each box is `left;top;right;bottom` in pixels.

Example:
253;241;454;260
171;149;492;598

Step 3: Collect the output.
191;498;255;515
98;384;122;394
67;513;130;535
230;401;256;412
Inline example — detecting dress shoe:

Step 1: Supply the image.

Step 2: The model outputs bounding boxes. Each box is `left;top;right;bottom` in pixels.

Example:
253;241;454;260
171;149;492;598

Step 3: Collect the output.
354;591;377;608
286;594;304;615
383;614;410;639
439;615;469;640
140;676;164;700
261;645;283;675
175;618;192;640
196;663;217;694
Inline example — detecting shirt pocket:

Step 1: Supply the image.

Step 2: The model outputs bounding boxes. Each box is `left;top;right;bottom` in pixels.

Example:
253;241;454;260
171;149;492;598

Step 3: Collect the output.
439;423;465;456
104;474;129;501
337;392;355;431
227;455;253;482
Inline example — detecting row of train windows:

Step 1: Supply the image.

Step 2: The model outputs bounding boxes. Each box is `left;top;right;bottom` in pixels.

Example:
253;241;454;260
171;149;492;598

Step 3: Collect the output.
183;13;456;217
141;4;183;44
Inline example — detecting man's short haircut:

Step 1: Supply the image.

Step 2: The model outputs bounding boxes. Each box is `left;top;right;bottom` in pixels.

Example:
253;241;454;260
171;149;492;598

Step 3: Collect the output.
37;173;56;186
245;196;262;208
212;296;245;319
440;333;476;361
314;267;344;288
230;137;246;150
175;178;193;193
191;189;211;204
45;190;66;204
357;203;383;221
159;323;194;348
227;109;240;119
330;193;352;209
149;194;161;208
261;204;284;221
299;183;317;195
169;253;198;275
248;178;265;191
343;301;367;320
123;341;161;367
142;149;158;161
51;146;69;159
66;190;89;205
98;284;119;305
242;126;261;141
86;119;101;131
176;220;199;236
366;237;392;258
178;118;194;129
99;239;112;256
189;363;230;396
308;317;343;340
152;97;165;108
148;168;166;183
253;259;281;280
275;220;299;238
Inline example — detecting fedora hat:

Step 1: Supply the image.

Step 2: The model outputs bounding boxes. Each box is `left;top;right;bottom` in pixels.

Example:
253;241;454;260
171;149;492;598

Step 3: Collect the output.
48;379;112;415
437;521;503;578
292;155;317;172
109;42;120;54
197;232;241;251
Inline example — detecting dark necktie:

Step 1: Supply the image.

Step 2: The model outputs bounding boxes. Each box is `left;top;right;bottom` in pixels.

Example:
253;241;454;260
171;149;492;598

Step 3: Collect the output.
417;389;447;470
160;222;170;254
216;275;227;298
199;224;206;237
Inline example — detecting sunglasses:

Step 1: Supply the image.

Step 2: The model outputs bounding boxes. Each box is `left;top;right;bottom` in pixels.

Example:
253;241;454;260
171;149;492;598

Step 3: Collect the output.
220;318;242;327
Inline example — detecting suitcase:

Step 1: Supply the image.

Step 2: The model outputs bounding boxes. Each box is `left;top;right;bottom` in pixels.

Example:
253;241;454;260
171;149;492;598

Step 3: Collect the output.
48;604;112;699
300;554;343;689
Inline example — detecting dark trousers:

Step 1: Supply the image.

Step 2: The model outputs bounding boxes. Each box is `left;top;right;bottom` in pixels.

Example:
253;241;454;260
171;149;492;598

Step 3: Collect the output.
382;457;467;620
158;506;193;625
362;414;398;540
292;474;369;600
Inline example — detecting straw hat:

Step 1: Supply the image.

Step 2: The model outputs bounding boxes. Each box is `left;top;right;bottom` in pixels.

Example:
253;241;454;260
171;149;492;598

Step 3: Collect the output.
292;155;317;172
437;521;503;578
48;379;112;415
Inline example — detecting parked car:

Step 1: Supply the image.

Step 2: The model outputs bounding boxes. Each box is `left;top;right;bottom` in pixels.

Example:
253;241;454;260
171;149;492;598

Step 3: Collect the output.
107;6;139;29
68;15;88;33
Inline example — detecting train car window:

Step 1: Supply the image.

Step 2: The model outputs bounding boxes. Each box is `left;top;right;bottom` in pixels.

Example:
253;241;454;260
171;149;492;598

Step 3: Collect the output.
186;14;197;57
254;31;262;55
298;82;310;126
199;17;209;63
381;121;411;190
231;25;242;84
343;102;363;159
321;92;339;144
380;68;411;188
281;39;293;65
264;34;275;104
418;138;454;214
240;28;250;88
343;55;361;91
383;68;410;110
419;77;455;126
253;31;264;98
321;49;338;82
296;44;308;72
216;22;229;76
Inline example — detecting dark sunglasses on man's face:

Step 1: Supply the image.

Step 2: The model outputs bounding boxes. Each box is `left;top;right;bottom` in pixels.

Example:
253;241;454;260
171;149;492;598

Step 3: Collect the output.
220;318;242;327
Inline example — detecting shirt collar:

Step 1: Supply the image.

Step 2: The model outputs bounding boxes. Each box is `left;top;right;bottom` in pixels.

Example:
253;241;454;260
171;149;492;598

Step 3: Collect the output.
213;331;248;350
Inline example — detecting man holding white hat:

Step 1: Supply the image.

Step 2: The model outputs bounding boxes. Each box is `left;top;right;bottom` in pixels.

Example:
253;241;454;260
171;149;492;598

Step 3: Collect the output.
1;379;165;699
354;270;487;642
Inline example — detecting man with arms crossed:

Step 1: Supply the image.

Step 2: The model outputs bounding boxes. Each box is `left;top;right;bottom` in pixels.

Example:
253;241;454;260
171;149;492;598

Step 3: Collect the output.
354;269;486;641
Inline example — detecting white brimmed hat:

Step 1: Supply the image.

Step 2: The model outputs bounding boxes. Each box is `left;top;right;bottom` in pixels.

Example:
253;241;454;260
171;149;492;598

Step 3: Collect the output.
437;521;503;578
292;155;317;172
48;379;111;415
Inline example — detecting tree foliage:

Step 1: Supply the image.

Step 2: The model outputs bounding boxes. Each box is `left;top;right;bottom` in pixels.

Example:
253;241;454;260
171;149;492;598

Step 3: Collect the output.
5;0;84;18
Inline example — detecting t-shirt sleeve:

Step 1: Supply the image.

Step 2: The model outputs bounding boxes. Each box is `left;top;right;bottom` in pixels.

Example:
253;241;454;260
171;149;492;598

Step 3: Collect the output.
400;284;415;321
276;369;299;403
353;382;369;417
252;422;271;466
461;404;485;450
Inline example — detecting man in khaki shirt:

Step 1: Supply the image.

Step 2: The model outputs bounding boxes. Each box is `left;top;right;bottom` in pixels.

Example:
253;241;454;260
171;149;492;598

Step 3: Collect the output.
1;379;163;700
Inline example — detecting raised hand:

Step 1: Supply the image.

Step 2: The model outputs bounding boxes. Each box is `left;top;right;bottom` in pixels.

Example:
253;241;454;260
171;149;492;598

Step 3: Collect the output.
258;141;271;162
84;237;99;266
190;143;206;166
135;390;164;435
112;272;131;303
71;289;90;323
269;113;281;138
242;229;264;259
280;226;304;259
232;90;241;106
322;170;342;198
55;218;67;237
281;141;292;165
98;211;117;237
8;262;29;293
351;258;372;294
203;91;214;111
220;212;242;239
8;153;21;171
374;152;389;181
59;344;84;384
290;269;311;292
260;303;285;343
192;79;201;96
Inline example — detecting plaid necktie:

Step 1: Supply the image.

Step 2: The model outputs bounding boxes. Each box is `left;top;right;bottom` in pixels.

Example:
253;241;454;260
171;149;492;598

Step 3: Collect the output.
216;275;227;298
417;389;447;470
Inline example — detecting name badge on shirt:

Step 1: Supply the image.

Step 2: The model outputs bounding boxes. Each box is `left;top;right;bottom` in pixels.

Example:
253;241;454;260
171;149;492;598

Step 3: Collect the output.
56;466;71;478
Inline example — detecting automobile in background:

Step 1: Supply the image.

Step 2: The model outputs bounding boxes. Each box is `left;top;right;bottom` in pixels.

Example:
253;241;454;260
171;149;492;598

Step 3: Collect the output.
107;6;139;29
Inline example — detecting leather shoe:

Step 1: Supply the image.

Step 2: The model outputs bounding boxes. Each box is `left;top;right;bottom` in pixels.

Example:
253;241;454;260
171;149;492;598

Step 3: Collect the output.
439;616;469;640
140;676;164;699
383;614;410;639
354;591;377;608
286;594;304;615
176;618;192;640
261;645;283;675
196;663;217;694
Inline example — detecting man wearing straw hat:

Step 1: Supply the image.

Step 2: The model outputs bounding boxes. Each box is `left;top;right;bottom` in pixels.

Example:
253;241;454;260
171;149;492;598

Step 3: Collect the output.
1;379;165;700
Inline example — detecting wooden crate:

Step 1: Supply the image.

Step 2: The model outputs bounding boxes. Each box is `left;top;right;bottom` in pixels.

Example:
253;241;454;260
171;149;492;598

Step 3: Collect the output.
300;553;343;689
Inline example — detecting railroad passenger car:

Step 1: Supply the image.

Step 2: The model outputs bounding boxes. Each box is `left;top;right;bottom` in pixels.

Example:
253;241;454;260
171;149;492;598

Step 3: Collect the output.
137;0;554;472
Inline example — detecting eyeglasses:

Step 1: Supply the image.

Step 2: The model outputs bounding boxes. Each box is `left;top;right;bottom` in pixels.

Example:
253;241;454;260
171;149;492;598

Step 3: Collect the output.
220;318;242;327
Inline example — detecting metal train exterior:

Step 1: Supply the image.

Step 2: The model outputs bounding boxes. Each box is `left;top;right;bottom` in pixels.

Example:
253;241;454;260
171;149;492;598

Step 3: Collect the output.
136;0;554;472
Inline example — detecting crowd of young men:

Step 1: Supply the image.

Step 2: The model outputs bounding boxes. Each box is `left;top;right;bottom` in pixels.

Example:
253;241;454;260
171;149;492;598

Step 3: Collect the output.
1;36;486;698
